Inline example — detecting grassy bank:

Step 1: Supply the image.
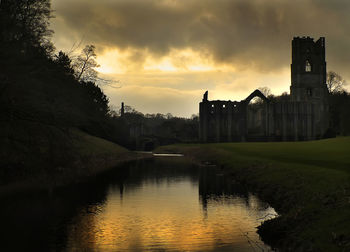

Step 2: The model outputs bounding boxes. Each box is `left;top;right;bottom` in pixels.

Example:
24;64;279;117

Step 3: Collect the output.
156;137;350;251
0;121;149;195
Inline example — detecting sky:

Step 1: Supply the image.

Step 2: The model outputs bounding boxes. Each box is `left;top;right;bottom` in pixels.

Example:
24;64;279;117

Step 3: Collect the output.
50;0;350;117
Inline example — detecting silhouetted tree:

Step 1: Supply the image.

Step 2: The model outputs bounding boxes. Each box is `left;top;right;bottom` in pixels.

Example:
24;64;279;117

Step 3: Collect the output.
73;45;100;82
269;92;290;103
54;51;74;75
0;0;54;56
81;81;109;117
124;105;139;114
191;114;199;120
111;106;199;149
327;71;347;94
258;86;272;97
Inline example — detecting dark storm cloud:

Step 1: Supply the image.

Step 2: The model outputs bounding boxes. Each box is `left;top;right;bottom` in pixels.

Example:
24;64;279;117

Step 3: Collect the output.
53;0;350;75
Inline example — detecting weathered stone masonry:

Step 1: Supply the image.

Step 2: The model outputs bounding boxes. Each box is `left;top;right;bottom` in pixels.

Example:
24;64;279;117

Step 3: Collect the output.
199;37;329;142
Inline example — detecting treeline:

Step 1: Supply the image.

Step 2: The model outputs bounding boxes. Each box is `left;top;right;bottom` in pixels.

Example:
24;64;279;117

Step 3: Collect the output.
0;0;111;140
0;0;199;156
0;1;122;182
110;110;199;150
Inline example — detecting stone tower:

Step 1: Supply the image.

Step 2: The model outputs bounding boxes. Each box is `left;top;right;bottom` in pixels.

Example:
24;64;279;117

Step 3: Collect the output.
290;37;328;102
290;36;329;137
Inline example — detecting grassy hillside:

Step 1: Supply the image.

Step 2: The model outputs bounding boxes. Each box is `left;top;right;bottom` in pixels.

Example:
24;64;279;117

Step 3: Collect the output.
156;137;350;251
0;121;135;194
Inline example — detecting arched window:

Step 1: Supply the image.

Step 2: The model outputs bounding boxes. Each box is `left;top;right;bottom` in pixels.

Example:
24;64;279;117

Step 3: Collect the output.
305;60;311;72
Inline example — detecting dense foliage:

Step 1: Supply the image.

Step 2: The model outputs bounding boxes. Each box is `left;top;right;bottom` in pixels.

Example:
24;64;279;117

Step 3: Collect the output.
0;0;199;156
0;0;123;183
0;0;111;136
109;111;199;150
0;0;54;57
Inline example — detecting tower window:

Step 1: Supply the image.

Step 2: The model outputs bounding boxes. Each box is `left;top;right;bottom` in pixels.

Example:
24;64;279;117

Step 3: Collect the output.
305;60;312;72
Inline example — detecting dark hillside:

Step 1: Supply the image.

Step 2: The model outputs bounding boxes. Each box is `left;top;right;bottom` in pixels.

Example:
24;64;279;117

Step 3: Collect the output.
0;0;129;188
0;52;121;184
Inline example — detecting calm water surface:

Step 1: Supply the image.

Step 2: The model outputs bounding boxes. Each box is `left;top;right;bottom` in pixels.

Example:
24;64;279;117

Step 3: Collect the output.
1;157;276;251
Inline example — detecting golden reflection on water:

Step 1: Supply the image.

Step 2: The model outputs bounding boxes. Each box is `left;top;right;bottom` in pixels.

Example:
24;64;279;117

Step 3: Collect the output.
66;177;276;251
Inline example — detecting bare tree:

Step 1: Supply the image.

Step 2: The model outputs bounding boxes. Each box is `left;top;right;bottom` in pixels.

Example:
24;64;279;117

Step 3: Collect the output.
258;86;272;97
71;44;122;88
327;71;347;94
73;45;100;82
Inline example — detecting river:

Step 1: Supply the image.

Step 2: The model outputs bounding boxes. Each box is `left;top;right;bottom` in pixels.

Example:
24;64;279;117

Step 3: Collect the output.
1;157;276;251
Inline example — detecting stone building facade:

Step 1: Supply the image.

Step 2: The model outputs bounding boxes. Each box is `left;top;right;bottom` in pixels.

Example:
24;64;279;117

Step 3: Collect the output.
199;37;329;142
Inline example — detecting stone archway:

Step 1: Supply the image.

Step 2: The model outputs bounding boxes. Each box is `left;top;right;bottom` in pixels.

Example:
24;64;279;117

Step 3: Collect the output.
244;89;269;104
243;90;270;141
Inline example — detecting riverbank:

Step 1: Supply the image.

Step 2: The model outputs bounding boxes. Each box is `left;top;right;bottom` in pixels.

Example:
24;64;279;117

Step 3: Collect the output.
156;137;350;251
0;123;152;196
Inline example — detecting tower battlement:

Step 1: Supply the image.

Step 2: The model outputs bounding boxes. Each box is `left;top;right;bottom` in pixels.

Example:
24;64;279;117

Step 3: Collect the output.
291;37;327;102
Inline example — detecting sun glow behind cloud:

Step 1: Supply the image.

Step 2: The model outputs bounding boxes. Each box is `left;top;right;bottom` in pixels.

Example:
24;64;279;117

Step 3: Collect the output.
92;47;291;117
144;59;178;72
96;48;221;74
51;0;350;117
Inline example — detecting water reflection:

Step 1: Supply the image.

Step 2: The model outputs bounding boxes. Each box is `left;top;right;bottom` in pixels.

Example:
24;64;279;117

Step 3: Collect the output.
0;157;276;251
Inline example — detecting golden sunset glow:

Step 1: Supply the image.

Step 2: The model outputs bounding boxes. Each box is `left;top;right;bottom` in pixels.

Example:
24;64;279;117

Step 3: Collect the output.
66;180;276;251
51;0;350;116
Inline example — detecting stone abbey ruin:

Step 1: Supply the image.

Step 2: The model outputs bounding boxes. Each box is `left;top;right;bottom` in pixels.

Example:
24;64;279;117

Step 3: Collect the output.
199;37;330;142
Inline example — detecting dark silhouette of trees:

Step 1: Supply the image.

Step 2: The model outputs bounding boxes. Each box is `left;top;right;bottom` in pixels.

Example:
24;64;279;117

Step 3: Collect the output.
258;87;272;97
124;105;141;114
0;0;126;185
81;81;109;117
54;51;74;75
0;0;54;56
0;0;201;151
0;0;116;153
267;92;290;103
110;106;199;150
327;71;347;94
73;45;100;82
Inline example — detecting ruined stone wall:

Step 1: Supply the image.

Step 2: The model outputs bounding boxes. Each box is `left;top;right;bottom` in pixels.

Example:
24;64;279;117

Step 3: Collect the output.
199;98;326;143
273;102;315;141
199;100;246;142
199;37;329;143
199;92;272;143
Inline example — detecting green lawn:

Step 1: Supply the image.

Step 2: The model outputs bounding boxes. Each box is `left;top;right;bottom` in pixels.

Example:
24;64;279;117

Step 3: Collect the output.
156;137;350;251
71;128;129;157
218;137;350;171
